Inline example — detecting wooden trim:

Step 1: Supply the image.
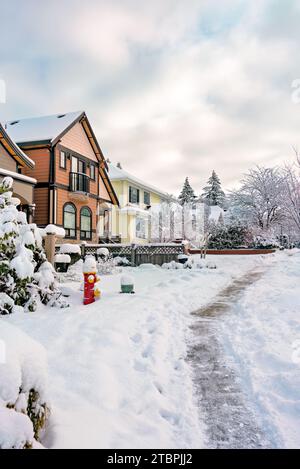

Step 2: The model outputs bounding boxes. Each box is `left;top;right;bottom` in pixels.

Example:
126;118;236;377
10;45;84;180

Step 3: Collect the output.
0;124;35;169
0;169;36;186
58;144;100;167
188;248;276;255
18;140;51;148
51;112;85;146
99;165;119;207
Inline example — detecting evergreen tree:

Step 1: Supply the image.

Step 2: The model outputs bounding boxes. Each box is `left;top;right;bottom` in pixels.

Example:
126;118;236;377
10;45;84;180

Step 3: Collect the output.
202;170;225;206
178;177;197;206
116;162;122;169
0;177;65;314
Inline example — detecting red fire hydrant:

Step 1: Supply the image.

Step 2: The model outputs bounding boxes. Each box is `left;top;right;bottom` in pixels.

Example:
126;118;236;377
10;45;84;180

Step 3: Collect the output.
83;257;101;305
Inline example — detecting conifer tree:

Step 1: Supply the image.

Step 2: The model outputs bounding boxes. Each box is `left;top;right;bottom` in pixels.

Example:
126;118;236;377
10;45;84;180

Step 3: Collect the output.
0;177;65;314
202;170;225;206
178;177;197;205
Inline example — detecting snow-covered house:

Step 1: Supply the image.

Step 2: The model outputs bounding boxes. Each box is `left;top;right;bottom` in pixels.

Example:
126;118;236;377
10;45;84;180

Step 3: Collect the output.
5;112;119;243
0;123;36;221
107;163;169;244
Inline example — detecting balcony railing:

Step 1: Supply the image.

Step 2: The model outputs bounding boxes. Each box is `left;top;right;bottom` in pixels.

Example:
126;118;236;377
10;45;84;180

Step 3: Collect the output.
69;172;90;193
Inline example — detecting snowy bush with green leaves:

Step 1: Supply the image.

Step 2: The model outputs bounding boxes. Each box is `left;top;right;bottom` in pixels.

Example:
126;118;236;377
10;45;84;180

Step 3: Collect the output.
208;222;249;249
0;321;50;448
0;177;66;314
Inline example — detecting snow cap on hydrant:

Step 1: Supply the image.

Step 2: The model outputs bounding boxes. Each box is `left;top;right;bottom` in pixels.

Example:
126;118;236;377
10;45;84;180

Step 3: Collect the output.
83;256;101;305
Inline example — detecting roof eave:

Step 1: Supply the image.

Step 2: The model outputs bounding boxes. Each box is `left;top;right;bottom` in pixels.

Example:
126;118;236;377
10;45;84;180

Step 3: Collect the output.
0;123;35;169
110;174;168;199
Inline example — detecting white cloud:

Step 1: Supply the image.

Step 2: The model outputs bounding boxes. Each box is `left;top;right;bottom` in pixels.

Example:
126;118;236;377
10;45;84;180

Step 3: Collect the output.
1;0;300;195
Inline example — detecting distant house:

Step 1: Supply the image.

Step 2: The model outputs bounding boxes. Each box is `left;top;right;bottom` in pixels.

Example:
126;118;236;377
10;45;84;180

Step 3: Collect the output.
0;123;36;221
107;163;169;244
208;205;225;225
5;112;118;243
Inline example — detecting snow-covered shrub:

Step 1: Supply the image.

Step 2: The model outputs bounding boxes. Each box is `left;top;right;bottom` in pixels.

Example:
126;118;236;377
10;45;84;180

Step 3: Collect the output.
59;243;81;265
0;177;66;314
252;235;280;249
0;322;50;448
96;247;109;260
113;256;131;267
95;251;121;275
208;222;249;249
60;259;83;282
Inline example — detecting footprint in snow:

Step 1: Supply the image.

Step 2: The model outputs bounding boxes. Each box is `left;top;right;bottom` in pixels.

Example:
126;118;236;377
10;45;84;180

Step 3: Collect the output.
153;381;164;395
131;333;142;344
148;326;157;334
134;359;148;372
159;409;180;426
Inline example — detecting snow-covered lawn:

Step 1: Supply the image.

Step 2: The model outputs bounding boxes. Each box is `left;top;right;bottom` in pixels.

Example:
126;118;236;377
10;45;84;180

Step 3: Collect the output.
1;254;271;449
220;250;300;449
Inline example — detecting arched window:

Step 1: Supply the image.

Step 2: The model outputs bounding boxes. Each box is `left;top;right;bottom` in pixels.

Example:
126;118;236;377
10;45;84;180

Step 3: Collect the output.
80;206;92;240
63;203;76;238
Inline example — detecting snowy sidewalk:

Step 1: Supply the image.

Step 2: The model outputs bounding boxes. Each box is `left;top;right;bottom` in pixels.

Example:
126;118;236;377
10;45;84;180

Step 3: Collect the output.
189;250;300;449
3;254;276;448
188;266;274;448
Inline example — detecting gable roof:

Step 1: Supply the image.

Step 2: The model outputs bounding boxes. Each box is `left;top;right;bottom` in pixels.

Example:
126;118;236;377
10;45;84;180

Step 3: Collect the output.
5;112;119;206
0;123;35;169
108;163;169;199
5;111;83;145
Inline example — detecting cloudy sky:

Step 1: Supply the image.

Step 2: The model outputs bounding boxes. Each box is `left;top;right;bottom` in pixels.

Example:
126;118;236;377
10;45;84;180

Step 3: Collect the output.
0;0;300;195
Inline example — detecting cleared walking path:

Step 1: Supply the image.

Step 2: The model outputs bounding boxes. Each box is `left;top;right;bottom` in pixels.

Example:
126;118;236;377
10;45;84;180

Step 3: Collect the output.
188;267;276;448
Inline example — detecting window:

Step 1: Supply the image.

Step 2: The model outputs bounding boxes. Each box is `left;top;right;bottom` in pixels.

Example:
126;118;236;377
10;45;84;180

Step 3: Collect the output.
136;217;146;239
90;164;96;180
80;207;92;240
144;191;150;205
129;186;140;204
63;203;76;238
78;159;86;174
60;150;67;169
71;156;85;174
71;156;78;172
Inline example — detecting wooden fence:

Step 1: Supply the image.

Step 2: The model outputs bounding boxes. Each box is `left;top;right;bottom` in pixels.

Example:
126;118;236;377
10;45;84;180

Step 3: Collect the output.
55;243;185;266
188;248;276;255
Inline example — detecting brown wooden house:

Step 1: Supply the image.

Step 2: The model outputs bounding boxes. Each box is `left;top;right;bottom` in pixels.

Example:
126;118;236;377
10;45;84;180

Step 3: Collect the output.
0;122;36;221
5;111;119;243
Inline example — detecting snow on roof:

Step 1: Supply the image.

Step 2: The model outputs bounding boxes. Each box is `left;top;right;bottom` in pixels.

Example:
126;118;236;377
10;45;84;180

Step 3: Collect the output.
209;205;224;222
108;163;168;199
0;168;36;185
4;111;84;144
0;123;35;168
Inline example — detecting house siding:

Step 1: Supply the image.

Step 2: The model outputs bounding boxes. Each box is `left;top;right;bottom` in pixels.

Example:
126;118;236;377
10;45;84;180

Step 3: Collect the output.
60;122;98;163
33;188;49;225
0;142;17;172
22;147;51;182
110;178;165;244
